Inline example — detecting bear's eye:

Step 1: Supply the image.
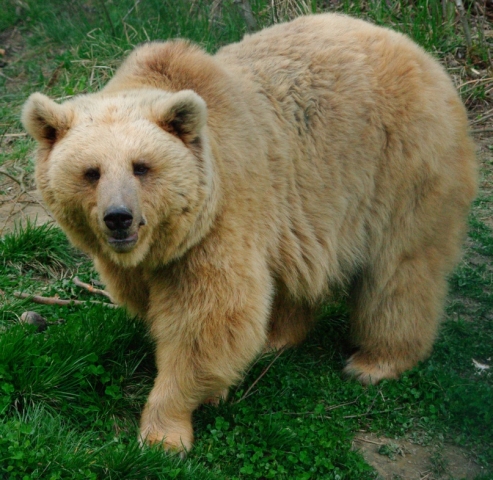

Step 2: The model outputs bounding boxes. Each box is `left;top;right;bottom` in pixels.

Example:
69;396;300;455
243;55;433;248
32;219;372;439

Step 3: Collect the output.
133;163;149;177
84;168;100;182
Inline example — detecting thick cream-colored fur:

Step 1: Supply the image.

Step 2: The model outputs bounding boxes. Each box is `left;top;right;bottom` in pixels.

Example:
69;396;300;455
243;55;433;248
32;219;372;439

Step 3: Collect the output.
22;14;477;452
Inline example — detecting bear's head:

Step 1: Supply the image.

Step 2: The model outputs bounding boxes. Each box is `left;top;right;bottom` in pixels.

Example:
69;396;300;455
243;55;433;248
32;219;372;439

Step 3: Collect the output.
22;89;219;268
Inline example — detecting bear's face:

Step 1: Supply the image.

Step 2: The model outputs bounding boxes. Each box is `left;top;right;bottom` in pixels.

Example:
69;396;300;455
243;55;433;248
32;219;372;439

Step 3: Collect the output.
22;89;217;268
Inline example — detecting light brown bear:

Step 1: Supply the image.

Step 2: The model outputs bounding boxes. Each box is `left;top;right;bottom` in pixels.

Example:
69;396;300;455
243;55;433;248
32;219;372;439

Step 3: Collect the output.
22;13;477;453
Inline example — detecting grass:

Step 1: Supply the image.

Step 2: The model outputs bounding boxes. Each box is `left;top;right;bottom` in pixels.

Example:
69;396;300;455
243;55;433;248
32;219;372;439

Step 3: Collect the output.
1;0;492;478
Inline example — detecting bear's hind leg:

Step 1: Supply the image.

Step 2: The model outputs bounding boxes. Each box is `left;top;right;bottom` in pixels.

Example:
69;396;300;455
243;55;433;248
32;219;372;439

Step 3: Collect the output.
344;246;451;385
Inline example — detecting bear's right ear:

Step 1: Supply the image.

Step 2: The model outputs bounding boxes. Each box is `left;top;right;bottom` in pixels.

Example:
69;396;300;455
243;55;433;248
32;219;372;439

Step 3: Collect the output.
21;93;72;145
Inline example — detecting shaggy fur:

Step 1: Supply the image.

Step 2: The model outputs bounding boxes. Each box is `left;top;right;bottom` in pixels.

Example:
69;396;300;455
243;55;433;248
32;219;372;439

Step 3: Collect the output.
22;14;477;452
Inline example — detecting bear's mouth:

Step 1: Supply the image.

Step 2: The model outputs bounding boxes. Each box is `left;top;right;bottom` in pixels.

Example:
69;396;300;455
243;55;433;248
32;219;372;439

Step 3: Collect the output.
108;232;138;252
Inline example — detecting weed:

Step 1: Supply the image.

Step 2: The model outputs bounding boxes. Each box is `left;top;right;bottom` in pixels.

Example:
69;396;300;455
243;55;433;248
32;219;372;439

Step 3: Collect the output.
378;442;404;461
429;449;448;477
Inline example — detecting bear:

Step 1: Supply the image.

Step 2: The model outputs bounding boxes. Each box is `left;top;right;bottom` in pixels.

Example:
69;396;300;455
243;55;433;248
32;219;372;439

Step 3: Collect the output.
21;13;477;453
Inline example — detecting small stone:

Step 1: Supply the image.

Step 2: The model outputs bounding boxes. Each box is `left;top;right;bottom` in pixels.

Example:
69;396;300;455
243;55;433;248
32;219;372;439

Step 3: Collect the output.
20;311;48;332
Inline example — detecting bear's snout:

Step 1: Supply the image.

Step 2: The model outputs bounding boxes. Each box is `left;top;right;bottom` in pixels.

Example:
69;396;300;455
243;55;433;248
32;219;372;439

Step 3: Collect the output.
104;206;133;231
102;205;142;253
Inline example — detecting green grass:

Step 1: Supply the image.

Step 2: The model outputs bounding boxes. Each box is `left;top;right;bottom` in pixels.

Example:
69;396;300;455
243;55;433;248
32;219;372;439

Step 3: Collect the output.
1;221;77;270
1;0;492;478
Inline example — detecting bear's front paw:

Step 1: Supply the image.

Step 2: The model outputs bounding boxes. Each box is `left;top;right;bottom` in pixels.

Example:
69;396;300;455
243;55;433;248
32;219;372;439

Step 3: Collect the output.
139;422;193;456
343;352;401;385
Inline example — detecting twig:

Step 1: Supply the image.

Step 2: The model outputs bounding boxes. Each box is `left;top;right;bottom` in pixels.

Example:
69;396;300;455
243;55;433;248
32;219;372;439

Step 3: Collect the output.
73;276;114;302
342;406;405;419
233;0;257;31
262;398;360;416
97;0;116;37
0;191;24;236
1;133;27;138
365;387;380;413
235;348;285;403
209;0;223;26
0;196;16;205
14;291;118;308
470;110;493;126
0;168;24;188
326;399;360;411
453;0;472;49
122;0;141;22
353;436;386;446
0;71;13;81
471;128;493;134
233;349;266;396
458;77;493;92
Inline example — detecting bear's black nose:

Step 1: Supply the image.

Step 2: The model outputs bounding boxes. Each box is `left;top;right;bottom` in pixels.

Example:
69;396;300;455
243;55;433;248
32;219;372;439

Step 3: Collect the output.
104;207;133;231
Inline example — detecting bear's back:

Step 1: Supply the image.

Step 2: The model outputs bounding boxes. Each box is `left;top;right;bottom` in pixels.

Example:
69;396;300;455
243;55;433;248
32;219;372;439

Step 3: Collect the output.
215;14;476;298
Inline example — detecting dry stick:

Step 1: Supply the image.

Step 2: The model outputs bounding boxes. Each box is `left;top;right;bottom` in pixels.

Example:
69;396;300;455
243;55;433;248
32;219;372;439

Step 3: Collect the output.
326;398;360;411
232;350;267;396
235;348;285;403
2;133;27;138
0;165;53;231
453;0;472;49
470;110;493;125
233;0;257;31
353;436;386;446
263;398;361;416
97;0;116;37
73;276;115;302
14;291;118;308
0;71;13;81
209;0;223;27
471;128;493;134
342;406;405;419
277;405;406;420
0;191;24;236
0;190;53;236
270;0;278;23
0;168;24;188
363;385;382;416
122;0;141;22
458;78;488;89
0;196;16;205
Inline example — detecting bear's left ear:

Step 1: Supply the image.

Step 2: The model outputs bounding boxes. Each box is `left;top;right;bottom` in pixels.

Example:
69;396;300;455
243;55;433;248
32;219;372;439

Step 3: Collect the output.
152;90;207;144
21;93;72;146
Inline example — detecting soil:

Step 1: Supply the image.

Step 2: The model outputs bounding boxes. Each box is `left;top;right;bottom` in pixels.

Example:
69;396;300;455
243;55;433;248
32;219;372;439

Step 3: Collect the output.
0;188;53;235
353;433;485;480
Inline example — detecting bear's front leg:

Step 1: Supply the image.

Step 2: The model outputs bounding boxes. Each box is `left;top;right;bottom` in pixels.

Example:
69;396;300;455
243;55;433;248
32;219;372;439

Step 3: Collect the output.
139;349;195;453
139;260;273;453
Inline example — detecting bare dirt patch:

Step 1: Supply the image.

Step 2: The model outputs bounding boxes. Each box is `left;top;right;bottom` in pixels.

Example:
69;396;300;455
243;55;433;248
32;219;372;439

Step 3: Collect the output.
0;174;53;234
353;433;485;480
0;25;24;63
0;190;53;234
